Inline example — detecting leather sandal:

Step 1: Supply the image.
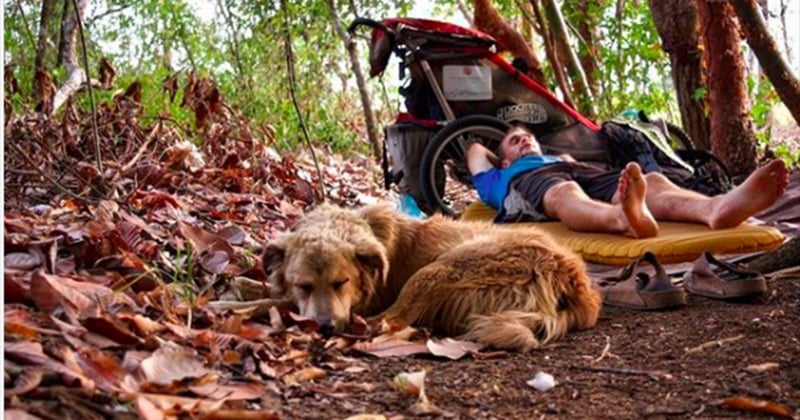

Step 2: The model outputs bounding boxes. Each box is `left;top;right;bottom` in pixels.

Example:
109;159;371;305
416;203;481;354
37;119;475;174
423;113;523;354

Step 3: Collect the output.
683;251;766;299
599;252;686;310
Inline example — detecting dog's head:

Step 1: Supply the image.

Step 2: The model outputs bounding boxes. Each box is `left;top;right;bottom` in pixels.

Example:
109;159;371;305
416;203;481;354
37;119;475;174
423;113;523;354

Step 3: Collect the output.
262;205;390;335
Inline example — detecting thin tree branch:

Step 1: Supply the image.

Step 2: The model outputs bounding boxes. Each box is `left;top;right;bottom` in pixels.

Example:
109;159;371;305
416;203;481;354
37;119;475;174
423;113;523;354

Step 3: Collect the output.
71;0;103;175
14;0;38;52
85;4;131;27
280;0;326;202
9;142;90;203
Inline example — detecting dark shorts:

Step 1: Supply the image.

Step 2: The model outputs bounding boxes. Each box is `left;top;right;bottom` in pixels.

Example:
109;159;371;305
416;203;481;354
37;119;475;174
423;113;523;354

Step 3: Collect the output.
498;162;620;223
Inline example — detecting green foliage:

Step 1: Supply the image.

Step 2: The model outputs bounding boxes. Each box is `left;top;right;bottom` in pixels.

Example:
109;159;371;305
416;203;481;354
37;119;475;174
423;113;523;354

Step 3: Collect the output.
4;0;795;163
3;0;406;154
592;1;671;119
748;75;800;166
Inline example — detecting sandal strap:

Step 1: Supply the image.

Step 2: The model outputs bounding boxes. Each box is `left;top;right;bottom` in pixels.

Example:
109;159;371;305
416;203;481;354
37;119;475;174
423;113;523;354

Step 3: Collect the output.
697;251;762;278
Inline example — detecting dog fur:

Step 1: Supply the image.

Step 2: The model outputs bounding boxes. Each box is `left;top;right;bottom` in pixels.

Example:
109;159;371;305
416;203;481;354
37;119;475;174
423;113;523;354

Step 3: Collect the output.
262;203;601;351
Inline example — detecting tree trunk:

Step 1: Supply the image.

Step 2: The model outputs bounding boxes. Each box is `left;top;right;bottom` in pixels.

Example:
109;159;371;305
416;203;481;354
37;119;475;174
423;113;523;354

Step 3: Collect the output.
528;0;574;108
746;236;800;274
52;0;90;115
731;0;800;126
541;0;595;117
648;0;710;150
34;0;55;79
695;0;757;176
472;0;547;86
326;0;381;161
573;0;600;98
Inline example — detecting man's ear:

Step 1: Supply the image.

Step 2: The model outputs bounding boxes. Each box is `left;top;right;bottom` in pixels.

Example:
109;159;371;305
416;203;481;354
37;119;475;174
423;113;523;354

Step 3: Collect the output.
501;158;511;168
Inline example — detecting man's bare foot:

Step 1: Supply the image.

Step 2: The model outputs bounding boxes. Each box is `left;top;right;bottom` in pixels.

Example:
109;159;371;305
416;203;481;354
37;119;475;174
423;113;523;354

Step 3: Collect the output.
618;163;659;238
709;159;789;229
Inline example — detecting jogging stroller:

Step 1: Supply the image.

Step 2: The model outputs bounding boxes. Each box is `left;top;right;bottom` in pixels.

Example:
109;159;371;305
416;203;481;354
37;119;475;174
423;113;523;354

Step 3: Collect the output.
347;17;730;217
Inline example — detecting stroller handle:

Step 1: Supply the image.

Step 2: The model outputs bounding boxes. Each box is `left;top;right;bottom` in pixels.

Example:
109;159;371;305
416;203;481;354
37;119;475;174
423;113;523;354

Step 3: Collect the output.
347;18;392;38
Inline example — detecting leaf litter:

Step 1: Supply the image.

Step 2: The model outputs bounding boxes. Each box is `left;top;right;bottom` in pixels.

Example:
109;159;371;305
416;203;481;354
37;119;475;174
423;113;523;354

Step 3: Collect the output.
2;71;486;419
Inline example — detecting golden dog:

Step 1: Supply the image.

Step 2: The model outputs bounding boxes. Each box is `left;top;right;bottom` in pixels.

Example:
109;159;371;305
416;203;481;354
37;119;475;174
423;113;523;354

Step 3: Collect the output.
262;203;601;351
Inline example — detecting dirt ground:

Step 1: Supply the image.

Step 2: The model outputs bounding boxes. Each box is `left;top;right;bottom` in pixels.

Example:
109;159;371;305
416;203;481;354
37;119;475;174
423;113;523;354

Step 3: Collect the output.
257;266;798;420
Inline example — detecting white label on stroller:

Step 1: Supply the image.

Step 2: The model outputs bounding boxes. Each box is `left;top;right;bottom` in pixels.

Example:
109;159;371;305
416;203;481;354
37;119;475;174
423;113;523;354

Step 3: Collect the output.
496;103;548;124
442;65;492;101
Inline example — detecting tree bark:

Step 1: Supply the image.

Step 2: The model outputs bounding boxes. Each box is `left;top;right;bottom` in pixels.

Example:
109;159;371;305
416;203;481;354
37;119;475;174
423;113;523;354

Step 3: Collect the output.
746;236;800;274
52;0;90;115
648;0;710;150
731;0;800;126
573;0;600;98
695;0;757;176
472;0;547;86
326;0;381;161
34;0;55;77
527;0;573;108
541;0;595;117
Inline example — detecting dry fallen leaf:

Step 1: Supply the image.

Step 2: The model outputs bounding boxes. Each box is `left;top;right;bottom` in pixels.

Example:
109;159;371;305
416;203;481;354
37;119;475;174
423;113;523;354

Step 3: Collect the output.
393;370;426;398
4;252;42;270
139;346;212;386
4;367;43;397
282;367;327;385
188;381;265;400
352;338;430;358
426;337;484;360
392;370;451;416
718;396;792;417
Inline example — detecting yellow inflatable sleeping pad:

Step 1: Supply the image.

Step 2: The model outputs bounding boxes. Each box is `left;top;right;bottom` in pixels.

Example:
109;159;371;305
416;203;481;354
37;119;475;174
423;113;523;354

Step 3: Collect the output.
462;202;785;266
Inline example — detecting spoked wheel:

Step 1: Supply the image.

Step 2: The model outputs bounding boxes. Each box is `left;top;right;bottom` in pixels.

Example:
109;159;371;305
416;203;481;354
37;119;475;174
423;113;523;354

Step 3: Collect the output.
419;115;511;218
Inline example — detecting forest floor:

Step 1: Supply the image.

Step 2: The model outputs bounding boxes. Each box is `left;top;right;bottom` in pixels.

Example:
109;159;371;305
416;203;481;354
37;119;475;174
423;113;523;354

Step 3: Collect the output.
3;83;799;419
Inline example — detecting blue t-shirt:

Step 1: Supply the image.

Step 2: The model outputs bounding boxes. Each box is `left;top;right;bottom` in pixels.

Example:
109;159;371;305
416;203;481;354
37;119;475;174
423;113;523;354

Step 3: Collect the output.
472;154;563;208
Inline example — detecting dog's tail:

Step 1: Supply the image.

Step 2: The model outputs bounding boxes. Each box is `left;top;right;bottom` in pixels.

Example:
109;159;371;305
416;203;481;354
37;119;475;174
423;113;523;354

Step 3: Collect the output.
459;310;571;352
459;269;601;352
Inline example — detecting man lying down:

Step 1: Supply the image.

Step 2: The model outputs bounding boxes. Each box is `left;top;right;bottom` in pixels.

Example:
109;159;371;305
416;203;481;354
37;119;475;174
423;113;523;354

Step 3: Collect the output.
467;125;789;239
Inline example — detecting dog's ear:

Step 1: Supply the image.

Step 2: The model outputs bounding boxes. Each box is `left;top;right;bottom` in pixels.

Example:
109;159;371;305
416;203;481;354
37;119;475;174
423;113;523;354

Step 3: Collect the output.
262;242;286;274
355;242;389;285
262;241;288;295
358;203;398;247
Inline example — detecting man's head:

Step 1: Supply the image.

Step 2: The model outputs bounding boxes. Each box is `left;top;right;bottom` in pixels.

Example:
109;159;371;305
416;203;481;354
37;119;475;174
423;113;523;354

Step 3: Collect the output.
498;125;542;167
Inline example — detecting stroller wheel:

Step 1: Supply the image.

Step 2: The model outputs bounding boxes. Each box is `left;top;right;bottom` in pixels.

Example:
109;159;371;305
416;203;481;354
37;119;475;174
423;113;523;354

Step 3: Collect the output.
419;115;511;218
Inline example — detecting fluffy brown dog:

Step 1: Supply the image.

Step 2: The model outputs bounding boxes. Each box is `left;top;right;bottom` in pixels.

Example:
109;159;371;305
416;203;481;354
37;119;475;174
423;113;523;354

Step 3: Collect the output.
262;203;601;351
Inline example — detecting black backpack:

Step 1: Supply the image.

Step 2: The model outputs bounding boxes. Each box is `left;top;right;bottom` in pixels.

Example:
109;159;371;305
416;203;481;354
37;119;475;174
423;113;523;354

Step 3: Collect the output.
599;119;732;196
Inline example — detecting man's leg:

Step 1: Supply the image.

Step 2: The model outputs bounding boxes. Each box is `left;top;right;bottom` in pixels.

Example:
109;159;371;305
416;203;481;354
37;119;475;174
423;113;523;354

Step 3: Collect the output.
634;159;788;229
543;163;659;238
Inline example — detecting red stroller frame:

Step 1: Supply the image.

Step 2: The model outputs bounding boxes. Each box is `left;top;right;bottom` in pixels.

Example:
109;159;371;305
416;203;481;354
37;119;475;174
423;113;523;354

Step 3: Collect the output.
348;18;644;217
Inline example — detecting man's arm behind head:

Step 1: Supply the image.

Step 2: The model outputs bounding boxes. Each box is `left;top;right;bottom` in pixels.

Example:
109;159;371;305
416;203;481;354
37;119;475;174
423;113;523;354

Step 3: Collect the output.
467;142;500;175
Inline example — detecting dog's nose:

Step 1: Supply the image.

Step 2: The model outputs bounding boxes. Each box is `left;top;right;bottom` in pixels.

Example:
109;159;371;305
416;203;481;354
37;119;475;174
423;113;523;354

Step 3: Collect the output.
318;323;336;337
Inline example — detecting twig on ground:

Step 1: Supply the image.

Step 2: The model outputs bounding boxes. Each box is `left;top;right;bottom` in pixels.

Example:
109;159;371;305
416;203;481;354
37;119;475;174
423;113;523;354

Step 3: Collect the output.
643;408;689;416
207;298;294;318
9;142;89;203
570;364;668;381
119;122;161;174
684;334;744;355
593;333;613;362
